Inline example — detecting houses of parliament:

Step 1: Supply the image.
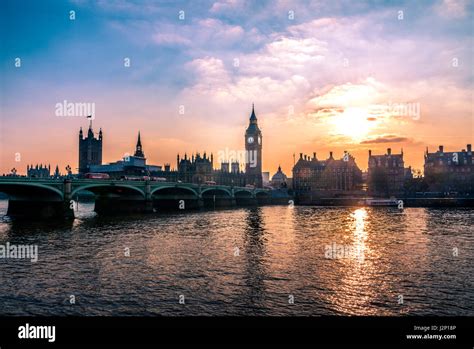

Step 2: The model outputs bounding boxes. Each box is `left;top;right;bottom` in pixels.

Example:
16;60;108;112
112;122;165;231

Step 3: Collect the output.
78;105;264;187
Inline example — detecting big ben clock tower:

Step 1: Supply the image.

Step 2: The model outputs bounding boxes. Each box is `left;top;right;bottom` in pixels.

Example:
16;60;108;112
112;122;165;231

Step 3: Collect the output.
245;104;263;187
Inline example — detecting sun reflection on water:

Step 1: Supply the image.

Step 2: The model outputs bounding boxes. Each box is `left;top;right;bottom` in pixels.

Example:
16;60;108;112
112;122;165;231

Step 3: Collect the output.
352;208;367;263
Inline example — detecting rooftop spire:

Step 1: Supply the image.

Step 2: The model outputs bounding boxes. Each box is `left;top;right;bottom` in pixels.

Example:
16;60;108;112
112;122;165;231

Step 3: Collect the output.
250;103;257;122
134;131;145;158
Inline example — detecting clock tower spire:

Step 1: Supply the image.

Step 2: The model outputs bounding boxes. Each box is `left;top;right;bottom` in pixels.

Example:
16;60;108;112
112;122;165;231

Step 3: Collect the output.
245;104;263;187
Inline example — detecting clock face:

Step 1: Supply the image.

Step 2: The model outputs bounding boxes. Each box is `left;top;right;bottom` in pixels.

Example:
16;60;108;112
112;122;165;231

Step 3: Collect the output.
258;136;261;145
247;136;254;144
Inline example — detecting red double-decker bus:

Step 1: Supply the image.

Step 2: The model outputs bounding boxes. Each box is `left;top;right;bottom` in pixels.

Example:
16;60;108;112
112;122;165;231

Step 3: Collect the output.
84;173;110;179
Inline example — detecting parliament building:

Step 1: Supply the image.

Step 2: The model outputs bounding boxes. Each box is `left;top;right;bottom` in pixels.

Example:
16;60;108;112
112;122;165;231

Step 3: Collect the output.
79;105;264;187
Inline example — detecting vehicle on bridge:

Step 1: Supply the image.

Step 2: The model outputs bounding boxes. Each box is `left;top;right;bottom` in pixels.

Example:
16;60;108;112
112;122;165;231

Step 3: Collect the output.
204;181;217;185
119;175;146;181
151;177;167;182
84;173;110;179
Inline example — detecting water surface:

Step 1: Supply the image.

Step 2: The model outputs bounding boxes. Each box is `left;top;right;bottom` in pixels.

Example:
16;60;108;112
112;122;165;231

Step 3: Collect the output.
0;200;473;316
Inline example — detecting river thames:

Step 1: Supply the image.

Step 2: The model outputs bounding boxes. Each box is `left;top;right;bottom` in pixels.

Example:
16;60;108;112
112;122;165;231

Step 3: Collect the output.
0;200;473;316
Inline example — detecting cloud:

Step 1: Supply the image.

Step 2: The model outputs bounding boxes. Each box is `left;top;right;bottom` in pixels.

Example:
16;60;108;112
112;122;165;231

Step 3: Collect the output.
152;33;191;46
148;18;250;50
360;135;410;144
186;56;230;85
307;79;387;111
209;0;245;14
434;0;469;18
76;0;165;15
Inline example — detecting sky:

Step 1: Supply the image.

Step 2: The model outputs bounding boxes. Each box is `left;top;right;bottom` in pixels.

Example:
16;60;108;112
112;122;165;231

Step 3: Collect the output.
1;0;473;176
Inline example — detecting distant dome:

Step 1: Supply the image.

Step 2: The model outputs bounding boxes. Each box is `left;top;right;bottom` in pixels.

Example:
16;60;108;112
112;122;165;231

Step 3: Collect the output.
271;165;287;181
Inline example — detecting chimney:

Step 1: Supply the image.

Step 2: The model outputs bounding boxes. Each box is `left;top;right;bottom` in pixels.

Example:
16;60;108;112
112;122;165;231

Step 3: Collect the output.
299;153;303;159
368;150;372;157
387;148;391;155
439;145;444;153
468;144;472;152
329;151;333;159
313;152;316;160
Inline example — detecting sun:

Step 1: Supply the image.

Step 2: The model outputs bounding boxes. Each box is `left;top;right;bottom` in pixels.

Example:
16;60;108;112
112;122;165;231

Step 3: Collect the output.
330;107;376;141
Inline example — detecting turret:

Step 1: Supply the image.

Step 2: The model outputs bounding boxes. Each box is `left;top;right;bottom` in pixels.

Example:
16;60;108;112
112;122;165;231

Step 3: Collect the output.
134;131;145;158
87;121;94;137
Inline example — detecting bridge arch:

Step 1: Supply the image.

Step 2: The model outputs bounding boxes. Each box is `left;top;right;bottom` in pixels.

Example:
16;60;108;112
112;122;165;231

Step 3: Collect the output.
234;189;254;197
255;191;270;197
0;182;64;200
150;185;199;197
151;185;200;210
71;184;146;198
201;187;232;197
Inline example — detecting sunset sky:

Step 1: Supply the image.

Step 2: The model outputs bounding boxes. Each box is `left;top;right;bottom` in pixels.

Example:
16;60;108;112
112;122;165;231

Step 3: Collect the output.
1;0;473;176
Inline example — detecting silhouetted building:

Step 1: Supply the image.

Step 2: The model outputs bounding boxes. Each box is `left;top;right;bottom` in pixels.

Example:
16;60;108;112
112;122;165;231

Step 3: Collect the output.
368;148;410;197
89;132;161;177
79;122;102;173
271;166;287;188
174;105;263;186
424;144;473;193
175;152;247;186
53;165;61;178
177;152;214;183
27;164;51;178
293;151;362;194
245;104;263;187
134;131;145;158
77;105;263;186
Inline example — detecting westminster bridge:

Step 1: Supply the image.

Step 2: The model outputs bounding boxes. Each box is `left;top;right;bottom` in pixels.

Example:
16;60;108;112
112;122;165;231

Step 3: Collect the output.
0;177;275;219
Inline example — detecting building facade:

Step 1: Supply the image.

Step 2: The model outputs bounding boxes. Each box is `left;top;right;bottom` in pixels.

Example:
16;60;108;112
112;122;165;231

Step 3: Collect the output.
424;144;473;193
175;153;248;186
79;122;102;174
367;148;411;197
292;151;362;194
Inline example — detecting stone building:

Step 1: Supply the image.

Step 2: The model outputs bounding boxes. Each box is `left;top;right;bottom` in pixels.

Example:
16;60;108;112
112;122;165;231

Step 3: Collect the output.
367;148;411;197
292;151;362;194
424;144;473;193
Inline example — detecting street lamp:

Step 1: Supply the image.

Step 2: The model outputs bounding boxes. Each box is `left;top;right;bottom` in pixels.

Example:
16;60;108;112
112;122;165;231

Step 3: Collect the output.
65;165;72;178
